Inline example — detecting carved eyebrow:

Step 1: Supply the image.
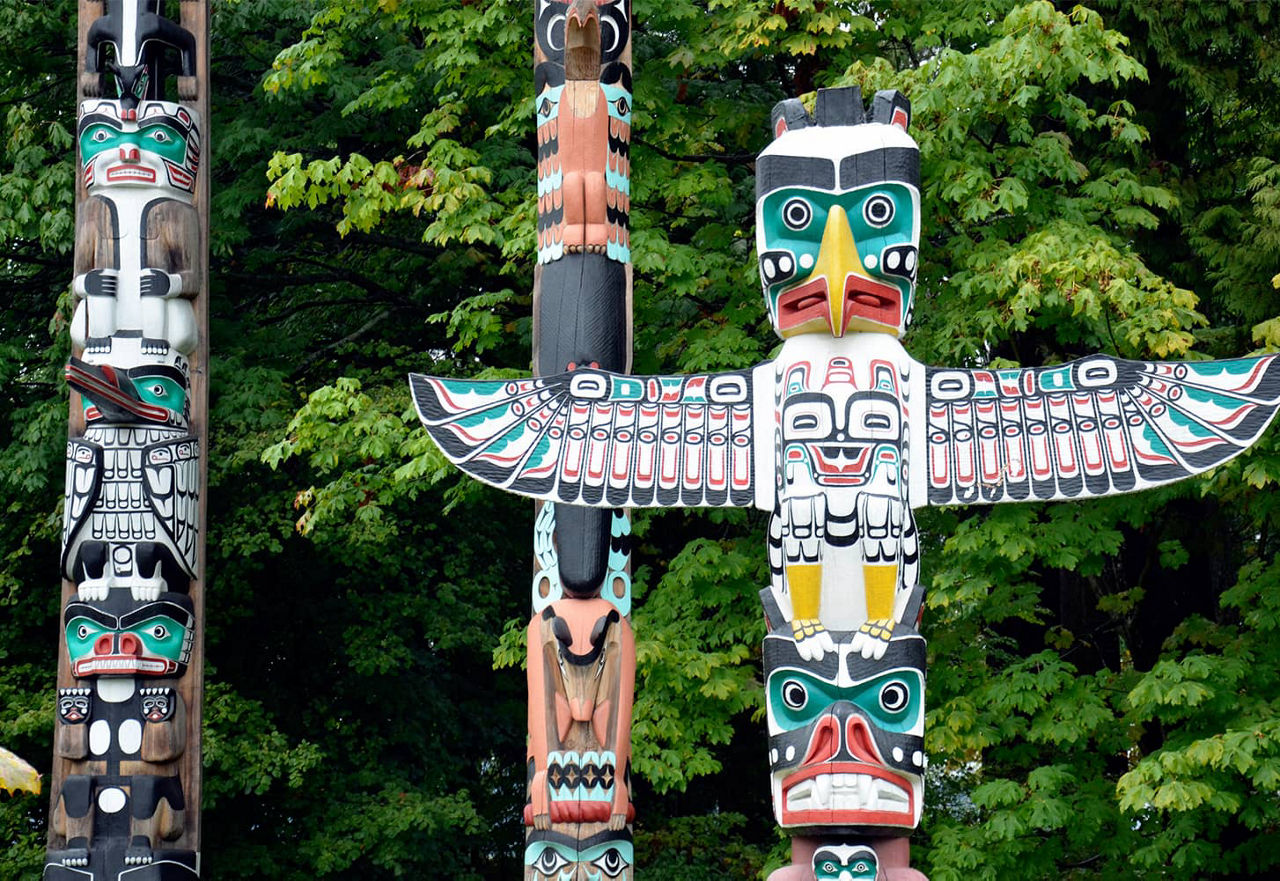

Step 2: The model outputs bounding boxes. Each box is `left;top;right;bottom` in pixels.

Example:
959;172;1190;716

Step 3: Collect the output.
839;147;920;190
757;156;836;194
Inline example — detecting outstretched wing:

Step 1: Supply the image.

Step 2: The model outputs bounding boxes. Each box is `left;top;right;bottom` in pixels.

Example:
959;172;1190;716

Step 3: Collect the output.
923;354;1280;506
142;435;200;576
409;368;758;508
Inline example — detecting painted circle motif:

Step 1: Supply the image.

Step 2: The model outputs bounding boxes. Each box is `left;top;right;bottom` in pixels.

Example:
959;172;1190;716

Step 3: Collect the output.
782;198;812;231
863;193;895;227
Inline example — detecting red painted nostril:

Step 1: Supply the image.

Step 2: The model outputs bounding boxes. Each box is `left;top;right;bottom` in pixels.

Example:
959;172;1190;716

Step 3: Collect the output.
801;715;841;765
118;633;142;656
94;634;114;655
846;716;881;763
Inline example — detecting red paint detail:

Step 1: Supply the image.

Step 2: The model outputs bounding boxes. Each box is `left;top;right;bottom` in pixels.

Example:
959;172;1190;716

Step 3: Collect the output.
890;107;909;130
802;715;840;765
846;716;881;763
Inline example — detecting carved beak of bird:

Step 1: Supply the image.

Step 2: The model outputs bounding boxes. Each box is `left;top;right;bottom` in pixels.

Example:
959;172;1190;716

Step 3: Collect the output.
778;205;904;338
565;0;601;80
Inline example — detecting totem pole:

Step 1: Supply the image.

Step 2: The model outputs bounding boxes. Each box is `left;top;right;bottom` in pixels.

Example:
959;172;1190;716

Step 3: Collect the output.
410;86;1280;879
525;1;637;880
47;2;208;878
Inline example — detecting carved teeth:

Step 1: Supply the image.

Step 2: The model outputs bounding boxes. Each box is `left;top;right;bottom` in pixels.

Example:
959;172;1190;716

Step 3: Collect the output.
785;772;911;813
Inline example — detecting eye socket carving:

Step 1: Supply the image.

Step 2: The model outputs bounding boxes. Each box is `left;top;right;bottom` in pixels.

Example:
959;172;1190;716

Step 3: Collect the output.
863;412;893;431
863;194;895;228
593;848;628;878
879;680;910;713
533;849;568;876
544;13;566;51
782;198;813;231
781;679;808;710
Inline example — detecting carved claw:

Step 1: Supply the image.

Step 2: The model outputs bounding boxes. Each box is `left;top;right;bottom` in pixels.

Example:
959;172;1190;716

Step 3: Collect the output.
79;73;102;98
77;574;111;602
851;618;895;660
177;76;198;101
791;618;835;661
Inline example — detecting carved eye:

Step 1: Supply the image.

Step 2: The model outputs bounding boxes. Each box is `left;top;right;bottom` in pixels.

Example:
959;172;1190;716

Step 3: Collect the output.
150;384;167;397
820;862;838;875
593;847;628;878
863;413;892;431
150;624;169;639
544;13;566;51
532;848;568;876
77;625;90;639
538;97;554;117
879;680;909;713
782;198;812;231
92;129;110;143
782;679;808;710
863;194;895;227
792;414;818;431
149;130;171;143
853;861;871;873
613;95;629;117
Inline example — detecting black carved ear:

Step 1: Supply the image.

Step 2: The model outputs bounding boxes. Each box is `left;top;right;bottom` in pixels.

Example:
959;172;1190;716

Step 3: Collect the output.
552;614;573;651
871;90;912;131
814;86;865;126
590;609;620;649
771;98;810;139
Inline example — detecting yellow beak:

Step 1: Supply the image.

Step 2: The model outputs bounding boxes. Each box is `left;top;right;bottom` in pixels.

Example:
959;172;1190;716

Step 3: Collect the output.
809;204;868;338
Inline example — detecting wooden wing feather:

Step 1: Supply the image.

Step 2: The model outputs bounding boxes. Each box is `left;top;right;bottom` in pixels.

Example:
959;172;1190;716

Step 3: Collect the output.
409;368;757;508
923;354;1280;506
142;435;200;577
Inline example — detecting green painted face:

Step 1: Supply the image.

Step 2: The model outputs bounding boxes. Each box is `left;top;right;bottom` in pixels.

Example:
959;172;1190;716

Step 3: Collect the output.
64;598;194;678
768;665;923;734
79;120;189;167
758;181;919;337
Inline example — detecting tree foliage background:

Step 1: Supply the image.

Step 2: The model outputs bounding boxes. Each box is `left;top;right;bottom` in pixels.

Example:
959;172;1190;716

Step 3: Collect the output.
3;0;1280;878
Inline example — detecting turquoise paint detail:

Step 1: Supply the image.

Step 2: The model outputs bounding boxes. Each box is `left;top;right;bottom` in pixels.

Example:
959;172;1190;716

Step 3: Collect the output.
538;168;563;198
80;120;190;167
535;85;564;129
1038;366;1074;392
65;613;191;667
605;239;631;263
768;665;923;733
604;164;630;196
525;839;633;879
600;83;632;126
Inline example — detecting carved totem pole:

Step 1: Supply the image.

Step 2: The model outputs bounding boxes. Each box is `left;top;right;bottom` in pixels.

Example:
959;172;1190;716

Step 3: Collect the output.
525;2;637;880
413;76;1280;881
47;2;208;878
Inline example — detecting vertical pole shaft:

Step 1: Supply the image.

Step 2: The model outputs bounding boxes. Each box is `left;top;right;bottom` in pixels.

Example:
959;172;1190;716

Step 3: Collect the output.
525;1;636;878
48;2;208;878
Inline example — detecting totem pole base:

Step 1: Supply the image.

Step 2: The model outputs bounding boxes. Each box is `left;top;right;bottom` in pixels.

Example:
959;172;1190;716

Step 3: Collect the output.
768;837;927;881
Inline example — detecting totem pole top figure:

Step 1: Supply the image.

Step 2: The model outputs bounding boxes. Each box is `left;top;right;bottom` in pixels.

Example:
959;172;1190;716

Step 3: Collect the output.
758;88;918;340
412;86;1280;835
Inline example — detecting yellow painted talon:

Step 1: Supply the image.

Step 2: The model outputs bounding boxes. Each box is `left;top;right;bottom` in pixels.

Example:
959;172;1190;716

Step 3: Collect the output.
792;618;826;641
857;617;895;641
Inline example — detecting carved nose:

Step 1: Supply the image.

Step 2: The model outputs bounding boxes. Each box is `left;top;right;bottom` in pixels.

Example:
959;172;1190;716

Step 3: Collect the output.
94;634;114;655
802;715;841;765
569;697;594;722
120;146;140;161
845;715;881;763
118;633;142;656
